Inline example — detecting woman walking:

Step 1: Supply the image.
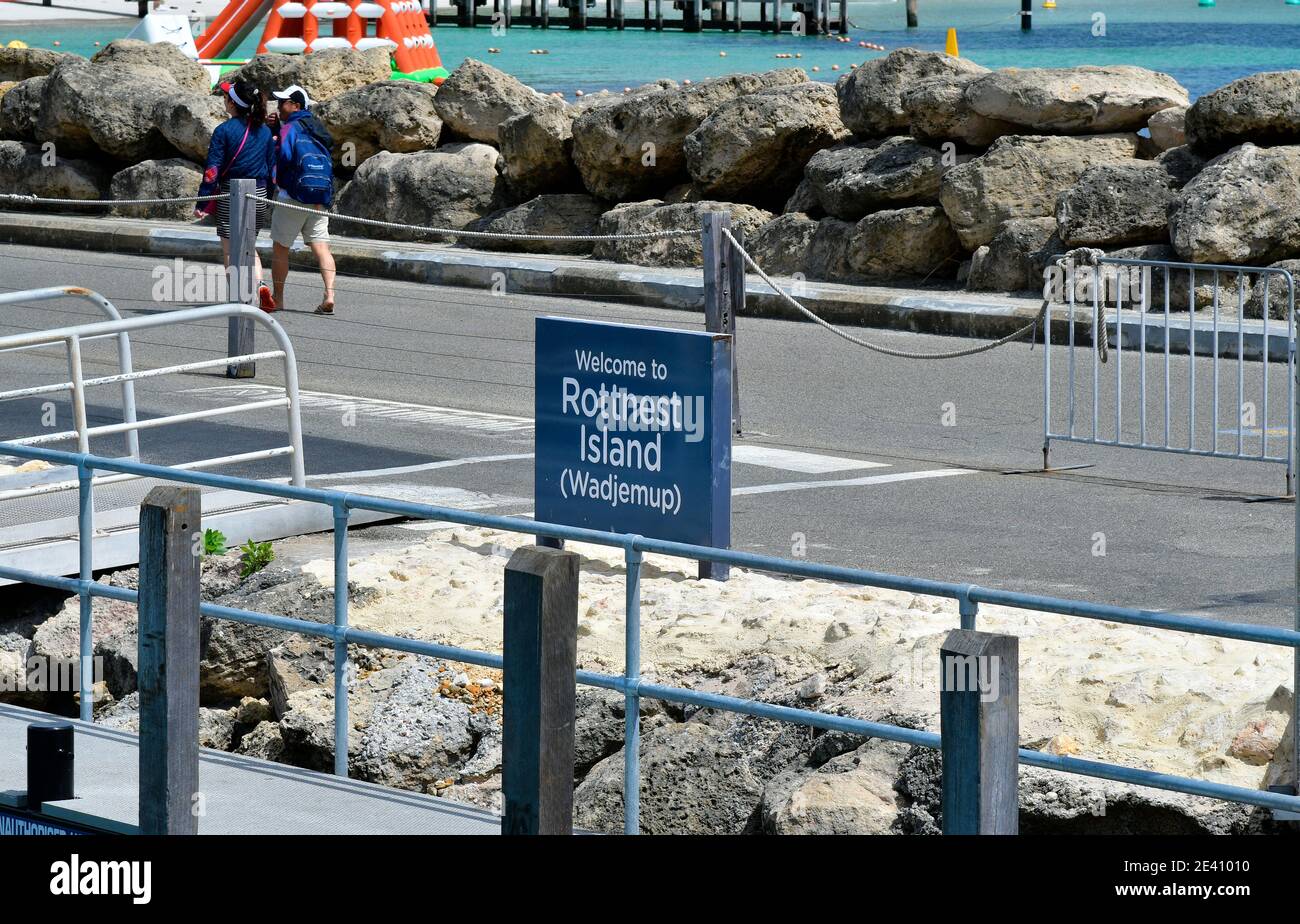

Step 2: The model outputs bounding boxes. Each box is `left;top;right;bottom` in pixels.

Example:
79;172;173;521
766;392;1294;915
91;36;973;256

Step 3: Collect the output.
197;78;277;312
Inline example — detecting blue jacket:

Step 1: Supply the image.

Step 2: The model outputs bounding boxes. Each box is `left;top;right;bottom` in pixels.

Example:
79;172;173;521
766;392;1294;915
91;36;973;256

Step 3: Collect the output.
275;110;335;206
199;117;275;196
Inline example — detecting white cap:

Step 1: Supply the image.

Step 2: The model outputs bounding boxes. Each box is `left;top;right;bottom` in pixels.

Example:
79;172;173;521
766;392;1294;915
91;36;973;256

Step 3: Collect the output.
272;84;312;108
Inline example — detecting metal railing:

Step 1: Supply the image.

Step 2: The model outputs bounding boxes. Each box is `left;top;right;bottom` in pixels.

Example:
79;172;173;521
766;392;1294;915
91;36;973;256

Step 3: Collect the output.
0;440;1297;832
0;302;307;500
1043;257;1297;494
0;287;141;460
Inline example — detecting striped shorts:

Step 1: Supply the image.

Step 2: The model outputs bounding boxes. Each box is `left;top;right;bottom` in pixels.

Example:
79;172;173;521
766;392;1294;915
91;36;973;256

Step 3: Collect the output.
215;182;269;240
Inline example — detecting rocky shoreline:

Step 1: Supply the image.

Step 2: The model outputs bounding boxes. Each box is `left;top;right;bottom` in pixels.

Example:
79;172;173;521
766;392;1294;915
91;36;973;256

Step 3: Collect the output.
2;524;1293;834
2;42;1300;309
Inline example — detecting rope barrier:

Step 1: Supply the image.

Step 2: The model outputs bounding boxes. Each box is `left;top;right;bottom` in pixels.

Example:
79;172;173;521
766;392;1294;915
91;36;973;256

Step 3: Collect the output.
725;228;1108;362
251;194;701;243
0;193;229;207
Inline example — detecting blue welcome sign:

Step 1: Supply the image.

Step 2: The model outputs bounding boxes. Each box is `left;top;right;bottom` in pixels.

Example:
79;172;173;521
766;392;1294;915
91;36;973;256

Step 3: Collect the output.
534;316;732;579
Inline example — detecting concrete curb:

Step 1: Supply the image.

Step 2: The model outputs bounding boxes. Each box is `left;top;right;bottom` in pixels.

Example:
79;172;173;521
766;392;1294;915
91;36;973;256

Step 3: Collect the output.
0;210;1289;360
0;209;1054;337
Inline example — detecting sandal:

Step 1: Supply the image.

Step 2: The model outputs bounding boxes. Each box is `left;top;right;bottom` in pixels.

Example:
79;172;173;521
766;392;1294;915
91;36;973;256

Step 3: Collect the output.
313;303;334;316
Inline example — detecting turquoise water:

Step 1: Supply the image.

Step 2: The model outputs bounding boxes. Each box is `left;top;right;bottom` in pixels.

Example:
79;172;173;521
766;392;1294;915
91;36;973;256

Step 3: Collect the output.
5;0;1300;97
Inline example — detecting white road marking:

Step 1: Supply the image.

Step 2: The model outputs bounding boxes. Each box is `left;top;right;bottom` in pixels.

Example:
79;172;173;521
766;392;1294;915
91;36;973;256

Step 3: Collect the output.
734;468;974;496
183;385;534;432
318;484;530;510
733;445;887;473
306;453;533;482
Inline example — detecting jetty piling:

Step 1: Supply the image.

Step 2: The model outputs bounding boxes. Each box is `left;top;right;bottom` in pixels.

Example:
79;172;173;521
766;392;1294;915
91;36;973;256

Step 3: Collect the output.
428;0;848;31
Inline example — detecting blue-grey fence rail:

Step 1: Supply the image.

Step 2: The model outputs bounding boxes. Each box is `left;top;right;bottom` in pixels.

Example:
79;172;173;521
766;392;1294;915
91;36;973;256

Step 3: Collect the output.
2;440;1299;832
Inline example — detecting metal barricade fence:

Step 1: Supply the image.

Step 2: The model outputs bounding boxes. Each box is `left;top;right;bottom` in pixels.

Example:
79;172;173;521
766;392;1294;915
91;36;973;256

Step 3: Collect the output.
1043;256;1297;494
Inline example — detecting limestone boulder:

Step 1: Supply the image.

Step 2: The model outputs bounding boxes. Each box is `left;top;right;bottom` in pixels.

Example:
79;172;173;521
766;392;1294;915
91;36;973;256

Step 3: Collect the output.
804;137;947;221
1147;106;1187;151
683;81;848;206
571;69;807;201
759;739;906;834
847;206;962;280
836;48;986;137
110;159;202;221
1184;71;1300;153
315;80;442;167
902;72;1018;147
1102;243;1219;312
747;212;818;276
226;48;392;103
966;217;1059;293
90;39;208;94
1156;144;1207;187
783;176;820;216
335;143;502;241
1244;260;1300;321
1054;162;1179;249
153;92;227;163
498;99;580;199
805;217;857;283
0;76;46;141
29;570;139;699
573;721;764;834
0;139;110;204
591;200;772;267
433;57;553;144
1168;144;1300;264
939;133;1141;249
0;46;78;82
465;194;606;256
965;66;1188;134
36;59;181;161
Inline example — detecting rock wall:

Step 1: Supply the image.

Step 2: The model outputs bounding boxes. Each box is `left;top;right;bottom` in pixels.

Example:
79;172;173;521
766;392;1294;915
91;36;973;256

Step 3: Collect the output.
5;528;1292;834
2;44;1298;288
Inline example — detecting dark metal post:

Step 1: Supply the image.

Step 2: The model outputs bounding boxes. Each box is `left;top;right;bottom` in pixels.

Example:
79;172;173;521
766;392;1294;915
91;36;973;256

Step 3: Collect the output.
501;546;580;834
940;629;1019;835
226;177;257;379
703;212;742;438
27;722;74;810
1021;0;1031;30
906;0;917;27
137;486;202;836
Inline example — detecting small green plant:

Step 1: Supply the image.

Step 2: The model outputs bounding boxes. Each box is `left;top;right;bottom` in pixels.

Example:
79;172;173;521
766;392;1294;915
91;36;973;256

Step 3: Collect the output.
239;538;275;579
202;528;228;557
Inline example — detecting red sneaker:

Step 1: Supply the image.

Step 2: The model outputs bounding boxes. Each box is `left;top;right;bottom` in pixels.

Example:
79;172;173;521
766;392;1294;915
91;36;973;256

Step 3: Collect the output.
257;285;277;313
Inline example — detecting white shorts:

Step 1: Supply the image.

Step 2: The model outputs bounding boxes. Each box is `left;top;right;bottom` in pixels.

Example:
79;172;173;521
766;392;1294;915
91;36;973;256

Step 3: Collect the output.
271;196;330;247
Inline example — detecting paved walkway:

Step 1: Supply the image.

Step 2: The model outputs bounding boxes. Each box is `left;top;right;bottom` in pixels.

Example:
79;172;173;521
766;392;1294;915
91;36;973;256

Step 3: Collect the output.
0;703;501;833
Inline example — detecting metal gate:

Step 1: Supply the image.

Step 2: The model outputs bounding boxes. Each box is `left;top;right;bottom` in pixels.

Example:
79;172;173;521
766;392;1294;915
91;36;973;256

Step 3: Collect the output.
1042;255;1296;494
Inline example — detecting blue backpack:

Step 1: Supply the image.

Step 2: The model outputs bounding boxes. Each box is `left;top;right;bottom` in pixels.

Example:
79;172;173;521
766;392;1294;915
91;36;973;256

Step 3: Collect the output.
288;125;333;206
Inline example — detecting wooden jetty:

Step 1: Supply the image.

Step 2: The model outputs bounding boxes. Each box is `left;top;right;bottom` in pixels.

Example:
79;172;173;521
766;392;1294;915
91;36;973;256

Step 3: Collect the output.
426;0;851;34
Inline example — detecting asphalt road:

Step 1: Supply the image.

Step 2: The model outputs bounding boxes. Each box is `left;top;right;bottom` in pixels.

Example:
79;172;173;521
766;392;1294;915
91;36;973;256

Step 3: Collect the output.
0;242;1295;626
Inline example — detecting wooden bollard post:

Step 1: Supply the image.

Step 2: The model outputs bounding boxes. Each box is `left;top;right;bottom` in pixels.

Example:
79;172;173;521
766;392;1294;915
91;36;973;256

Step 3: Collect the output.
137;486;202;835
702;211;743;438
939;629;1019;834
501;546;580;834
226;178;257;379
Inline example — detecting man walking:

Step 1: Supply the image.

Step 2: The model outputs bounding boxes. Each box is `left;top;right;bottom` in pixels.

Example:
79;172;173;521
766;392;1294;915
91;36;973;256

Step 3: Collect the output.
270;85;337;315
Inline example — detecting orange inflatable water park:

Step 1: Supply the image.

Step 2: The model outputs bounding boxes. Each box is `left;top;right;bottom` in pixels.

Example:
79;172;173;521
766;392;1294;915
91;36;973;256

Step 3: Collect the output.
194;0;447;83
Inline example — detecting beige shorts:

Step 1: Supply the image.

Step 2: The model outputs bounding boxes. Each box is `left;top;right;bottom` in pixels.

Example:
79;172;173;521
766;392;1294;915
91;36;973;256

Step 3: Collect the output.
271;197;330;247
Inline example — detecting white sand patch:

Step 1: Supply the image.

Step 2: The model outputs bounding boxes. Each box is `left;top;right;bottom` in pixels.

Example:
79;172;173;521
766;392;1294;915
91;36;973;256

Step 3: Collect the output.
302;527;1293;792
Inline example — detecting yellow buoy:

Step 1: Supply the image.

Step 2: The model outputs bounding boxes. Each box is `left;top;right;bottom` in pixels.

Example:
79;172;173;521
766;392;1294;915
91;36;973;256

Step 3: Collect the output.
945;28;959;57
1044;0;1056;7
6;40;29;49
